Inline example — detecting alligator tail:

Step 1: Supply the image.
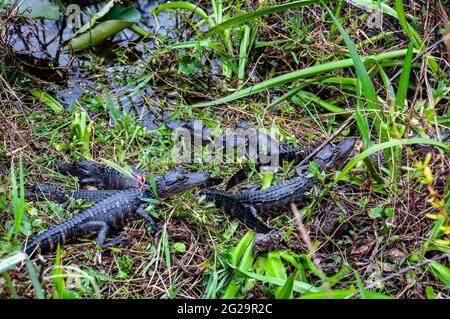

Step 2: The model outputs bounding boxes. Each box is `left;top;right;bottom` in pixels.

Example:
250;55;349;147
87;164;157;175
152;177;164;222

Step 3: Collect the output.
24;220;75;257
199;188;235;203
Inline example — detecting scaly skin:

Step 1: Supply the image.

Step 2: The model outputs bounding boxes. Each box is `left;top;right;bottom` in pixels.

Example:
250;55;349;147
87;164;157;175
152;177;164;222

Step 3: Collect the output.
24;170;210;257
25;183;122;204
165;119;312;190
201;138;356;233
225;144;312;190
58;159;221;190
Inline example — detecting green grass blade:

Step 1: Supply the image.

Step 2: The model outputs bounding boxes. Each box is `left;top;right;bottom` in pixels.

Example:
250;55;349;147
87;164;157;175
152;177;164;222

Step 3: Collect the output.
29;89;64;114
277;274;294;299
204;0;333;37
295;90;350;114
395;0;423;49
8;157;25;242
234;268;321;294
162;224;171;269
350;0;439;72
2;273;19;299
395;41;414;111
237;25;251;89
24;259;45;299
151;2;214;28
0;252;27;273
428;262;450;288
101;159;134;179
394;0;439;72
191;49;411;107
354;81;370;145
334;138;450;185
322;1;378;110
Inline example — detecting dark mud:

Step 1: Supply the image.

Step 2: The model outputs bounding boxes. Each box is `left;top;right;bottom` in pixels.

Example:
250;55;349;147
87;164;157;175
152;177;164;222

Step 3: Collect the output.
4;0;195;129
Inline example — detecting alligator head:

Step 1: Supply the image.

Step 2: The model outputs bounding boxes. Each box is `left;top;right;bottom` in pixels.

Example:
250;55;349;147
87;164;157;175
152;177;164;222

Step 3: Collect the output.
156;168;211;197
313;138;356;172
58;157;101;177
296;138;355;175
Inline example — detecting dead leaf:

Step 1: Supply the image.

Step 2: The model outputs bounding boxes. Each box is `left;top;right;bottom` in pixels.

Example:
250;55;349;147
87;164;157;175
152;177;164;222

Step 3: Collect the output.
388;248;404;263
351;242;372;254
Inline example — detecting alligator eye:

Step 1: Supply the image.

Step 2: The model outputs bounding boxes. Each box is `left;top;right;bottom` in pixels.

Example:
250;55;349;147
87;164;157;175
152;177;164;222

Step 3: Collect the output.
177;174;186;181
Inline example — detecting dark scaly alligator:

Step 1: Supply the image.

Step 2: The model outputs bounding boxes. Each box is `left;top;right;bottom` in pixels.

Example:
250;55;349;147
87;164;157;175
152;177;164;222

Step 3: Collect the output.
58;158;222;190
200;138;356;233
165;119;312;190
24;169;210;257
58;158;147;190
25;183;122;205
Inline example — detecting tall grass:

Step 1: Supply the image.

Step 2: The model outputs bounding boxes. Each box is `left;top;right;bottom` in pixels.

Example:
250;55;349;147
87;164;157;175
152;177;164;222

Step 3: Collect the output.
1;158;44;299
7;157;24;242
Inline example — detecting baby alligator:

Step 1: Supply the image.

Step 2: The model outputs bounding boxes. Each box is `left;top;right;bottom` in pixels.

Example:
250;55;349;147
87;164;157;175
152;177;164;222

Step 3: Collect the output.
200;138;356;233
58;158;147;190
25;183;122;205
24;169;210;257
165;119;311;190
58;158;222;190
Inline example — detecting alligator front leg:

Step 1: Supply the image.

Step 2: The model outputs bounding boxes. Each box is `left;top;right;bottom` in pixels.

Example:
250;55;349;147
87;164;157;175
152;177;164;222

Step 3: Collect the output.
135;204;158;232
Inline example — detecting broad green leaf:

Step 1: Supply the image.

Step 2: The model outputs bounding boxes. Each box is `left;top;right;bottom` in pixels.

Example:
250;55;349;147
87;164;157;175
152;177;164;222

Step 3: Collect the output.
230;231;255;266
173;242;186;253
277;274;294;299
221;231;255;299
234;268;321;294
29;89;64;114
429;262;450;288
5;0;60;20
67;20;136;51
71;0;117;38
425;286;436;299
264;252;287;298
67;4;141;51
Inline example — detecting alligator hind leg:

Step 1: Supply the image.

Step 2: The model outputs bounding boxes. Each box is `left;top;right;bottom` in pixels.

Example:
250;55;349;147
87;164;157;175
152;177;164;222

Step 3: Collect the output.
135;204;158;232
232;204;272;234
77;221;110;248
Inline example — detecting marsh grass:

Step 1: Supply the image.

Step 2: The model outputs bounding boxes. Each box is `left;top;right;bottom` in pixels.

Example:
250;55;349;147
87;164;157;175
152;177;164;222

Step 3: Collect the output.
0;0;449;299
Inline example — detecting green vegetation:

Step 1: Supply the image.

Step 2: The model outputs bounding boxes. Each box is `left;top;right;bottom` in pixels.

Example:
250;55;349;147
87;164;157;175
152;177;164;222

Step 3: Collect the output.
0;0;449;299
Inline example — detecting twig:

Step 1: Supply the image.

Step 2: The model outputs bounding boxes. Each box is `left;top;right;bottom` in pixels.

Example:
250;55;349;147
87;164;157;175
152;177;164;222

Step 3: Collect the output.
367;253;449;289
344;253;449;299
298;115;355;167
375;38;444;95
291;202;332;298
